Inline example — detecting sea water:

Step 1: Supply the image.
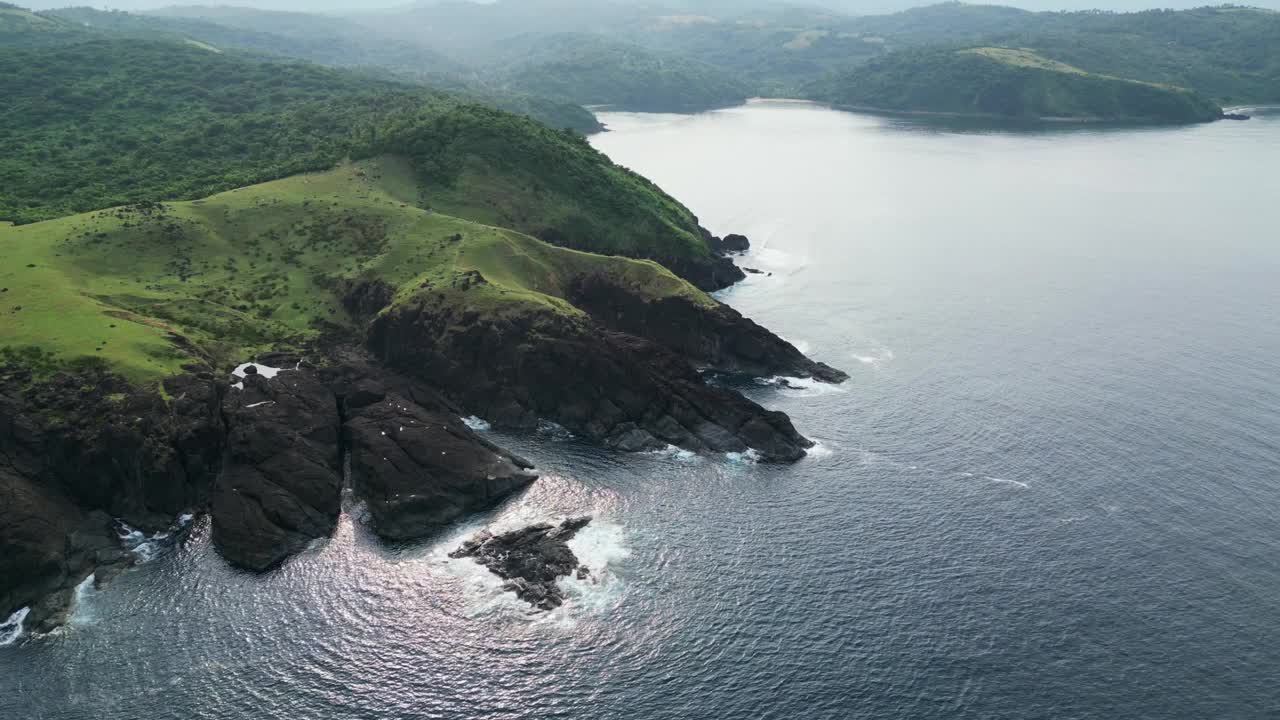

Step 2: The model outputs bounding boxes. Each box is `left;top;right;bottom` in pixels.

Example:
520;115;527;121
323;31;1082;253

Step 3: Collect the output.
2;103;1279;719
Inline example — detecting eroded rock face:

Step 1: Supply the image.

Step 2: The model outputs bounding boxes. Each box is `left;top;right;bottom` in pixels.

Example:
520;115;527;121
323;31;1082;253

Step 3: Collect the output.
339;377;537;541
709;232;751;255
568;272;848;383
450;517;592;610
0;368;223;630
213;369;343;572
369;301;815;461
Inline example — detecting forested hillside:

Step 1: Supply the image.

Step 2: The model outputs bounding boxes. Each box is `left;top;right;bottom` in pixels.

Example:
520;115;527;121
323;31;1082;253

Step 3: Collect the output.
0;38;730;287
811;46;1224;121
491;34;752;112
843;4;1280;104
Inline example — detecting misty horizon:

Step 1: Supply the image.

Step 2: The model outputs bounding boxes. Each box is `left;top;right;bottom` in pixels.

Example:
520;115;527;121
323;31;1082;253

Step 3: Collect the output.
17;0;1280;17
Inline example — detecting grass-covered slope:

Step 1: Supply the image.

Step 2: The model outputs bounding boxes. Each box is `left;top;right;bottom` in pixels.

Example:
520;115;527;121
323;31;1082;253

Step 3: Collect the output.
492;33;752;112
0;39;705;272
810;46;1224;123
0;157;714;383
0;39;443;225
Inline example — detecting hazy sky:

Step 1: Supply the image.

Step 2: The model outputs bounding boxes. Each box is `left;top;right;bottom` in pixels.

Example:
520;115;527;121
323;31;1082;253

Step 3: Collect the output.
20;1;388;10
19;0;1280;15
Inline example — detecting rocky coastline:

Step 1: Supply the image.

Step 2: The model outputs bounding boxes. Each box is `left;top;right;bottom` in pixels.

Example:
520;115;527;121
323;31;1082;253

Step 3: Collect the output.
450;517;594;611
0;231;846;635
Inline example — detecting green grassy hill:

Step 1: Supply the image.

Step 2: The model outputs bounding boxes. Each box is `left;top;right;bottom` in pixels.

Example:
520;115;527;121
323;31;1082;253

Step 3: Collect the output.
810;45;1224;123
0;38;720;285
0;39;445;225
492;33;752;112
0;157;712;383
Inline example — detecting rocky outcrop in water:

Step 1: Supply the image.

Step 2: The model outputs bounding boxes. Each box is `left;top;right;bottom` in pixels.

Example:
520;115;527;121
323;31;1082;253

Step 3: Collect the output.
332;366;537;541
0;354;544;633
709;232;751;255
450;517;592;610
0;238;846;633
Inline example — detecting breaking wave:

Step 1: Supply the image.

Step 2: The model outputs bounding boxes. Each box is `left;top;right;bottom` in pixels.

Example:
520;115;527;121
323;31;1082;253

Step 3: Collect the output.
117;513;196;563
0;608;29;647
755;375;848;396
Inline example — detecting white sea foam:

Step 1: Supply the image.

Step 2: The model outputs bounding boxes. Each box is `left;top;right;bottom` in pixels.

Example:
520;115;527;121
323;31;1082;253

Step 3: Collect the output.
463;416;491;432
117;513;194;563
67;574;99;627
753;246;804;271
437;510;631;624
552;519;631;618
726;448;763;465
852;348;895;367
806;441;835;460
988;477;1030;490
787;339;812;355
536;420;575;440
755;375;848;397
0;607;30;647
645;444;700;463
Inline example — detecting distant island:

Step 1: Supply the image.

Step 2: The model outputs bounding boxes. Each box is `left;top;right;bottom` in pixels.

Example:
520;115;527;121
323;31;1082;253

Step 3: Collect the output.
809;46;1227;123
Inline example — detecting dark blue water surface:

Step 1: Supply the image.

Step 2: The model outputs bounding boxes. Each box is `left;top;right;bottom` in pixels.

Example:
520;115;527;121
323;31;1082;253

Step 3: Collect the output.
3;102;1279;719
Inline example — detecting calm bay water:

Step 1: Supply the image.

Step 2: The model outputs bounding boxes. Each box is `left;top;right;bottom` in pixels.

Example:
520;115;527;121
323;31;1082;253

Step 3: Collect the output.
3;102;1279;719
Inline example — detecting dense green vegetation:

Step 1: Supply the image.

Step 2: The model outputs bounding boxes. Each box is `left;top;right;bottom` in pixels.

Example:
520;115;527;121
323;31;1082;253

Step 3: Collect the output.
810;46;1224;122
491;34;751;112
0;158;712;382
0;2;87;46
47;6;464;79
841;4;1280;105
12;1;1278;123
0;37;709;268
0;40;441;224
1;6;599;135
348;0;1280;108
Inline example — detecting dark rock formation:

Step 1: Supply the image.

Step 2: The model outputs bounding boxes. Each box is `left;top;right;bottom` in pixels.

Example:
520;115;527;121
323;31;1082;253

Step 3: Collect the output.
662;252;745;293
1;236;845;630
0;353;542;633
0;366;223;631
336;372;537;541
213;368;343;571
450;517;592;610
710;233;751;255
567;272;848;383
369;300;815;461
340;278;397;318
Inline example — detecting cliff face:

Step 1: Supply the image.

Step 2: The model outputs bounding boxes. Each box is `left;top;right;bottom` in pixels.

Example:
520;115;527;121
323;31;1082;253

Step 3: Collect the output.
0;369;224;632
368;297;815;461
0;160;848;636
567;272;848;383
0;355;541;630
